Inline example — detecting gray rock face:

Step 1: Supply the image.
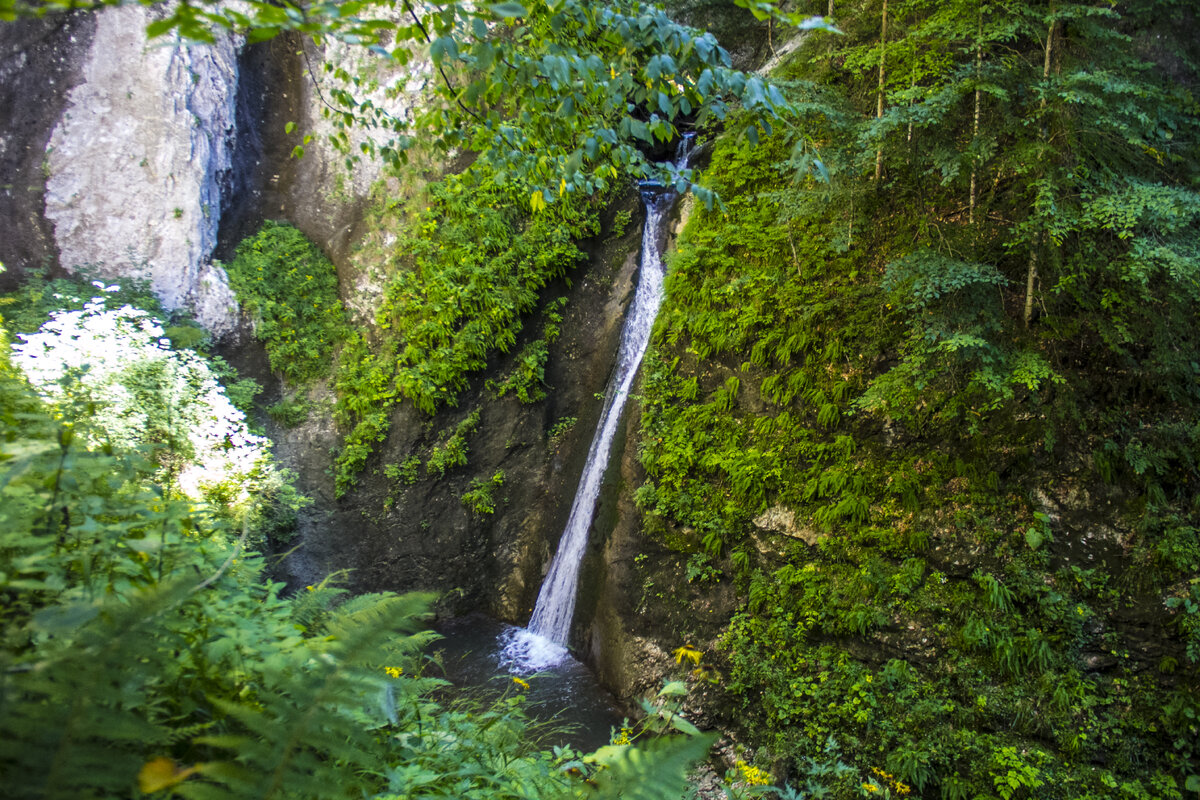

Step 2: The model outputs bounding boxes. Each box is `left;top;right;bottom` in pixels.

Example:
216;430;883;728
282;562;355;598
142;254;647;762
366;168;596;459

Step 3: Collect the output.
43;6;241;335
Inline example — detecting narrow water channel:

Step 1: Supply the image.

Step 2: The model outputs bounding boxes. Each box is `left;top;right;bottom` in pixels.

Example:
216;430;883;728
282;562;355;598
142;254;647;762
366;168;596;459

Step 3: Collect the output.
502;134;696;673
437;137;697;751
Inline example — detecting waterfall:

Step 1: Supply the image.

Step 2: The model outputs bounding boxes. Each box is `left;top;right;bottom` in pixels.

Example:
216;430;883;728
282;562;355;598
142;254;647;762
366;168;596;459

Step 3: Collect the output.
500;136;695;672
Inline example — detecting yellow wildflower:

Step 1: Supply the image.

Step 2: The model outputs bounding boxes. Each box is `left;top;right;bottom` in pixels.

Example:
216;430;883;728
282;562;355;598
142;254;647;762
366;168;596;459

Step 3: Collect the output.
735;761;772;786
512;676;529;690
673;644;702;667
383;666;403;678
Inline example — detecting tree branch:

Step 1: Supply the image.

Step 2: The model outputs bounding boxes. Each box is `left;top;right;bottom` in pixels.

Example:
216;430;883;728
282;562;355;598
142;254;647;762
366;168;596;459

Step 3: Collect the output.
401;0;483;122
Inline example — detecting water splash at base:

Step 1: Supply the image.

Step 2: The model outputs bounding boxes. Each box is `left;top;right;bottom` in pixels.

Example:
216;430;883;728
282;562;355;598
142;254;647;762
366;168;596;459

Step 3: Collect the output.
497;627;569;674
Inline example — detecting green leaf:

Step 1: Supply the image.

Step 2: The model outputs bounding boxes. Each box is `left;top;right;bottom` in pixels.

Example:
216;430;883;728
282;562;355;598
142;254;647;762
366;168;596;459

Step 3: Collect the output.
1025;527;1043;549
246;26;280;44
32;602;99;634
489;2;527;18
145;18;176;38
587;734;716;800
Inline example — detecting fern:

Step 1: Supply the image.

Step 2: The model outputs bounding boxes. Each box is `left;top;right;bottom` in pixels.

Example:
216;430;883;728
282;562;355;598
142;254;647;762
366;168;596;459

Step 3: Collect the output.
585;733;716;800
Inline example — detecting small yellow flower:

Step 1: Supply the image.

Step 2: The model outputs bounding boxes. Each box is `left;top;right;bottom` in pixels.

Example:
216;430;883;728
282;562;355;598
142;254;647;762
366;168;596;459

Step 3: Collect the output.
862;783;880;793
512;676;529;690
736;761;772;786
674;644;703;667
383;666;403;678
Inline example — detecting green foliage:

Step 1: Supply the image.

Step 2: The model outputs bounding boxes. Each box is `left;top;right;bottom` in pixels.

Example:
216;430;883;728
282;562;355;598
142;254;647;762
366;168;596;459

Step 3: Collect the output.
225;221;349;384
9;293;293;530
385;454;423;487
0;268;164;335
333;170;599;494
632;7;1200;795
0;315;713;800
585;732;716;800
856;250;1061;430
426;410;481;479
493;297;569;405
207;355;263;416
79;0;802;202
267;395;310;427
462;470;506;517
549;416;579;445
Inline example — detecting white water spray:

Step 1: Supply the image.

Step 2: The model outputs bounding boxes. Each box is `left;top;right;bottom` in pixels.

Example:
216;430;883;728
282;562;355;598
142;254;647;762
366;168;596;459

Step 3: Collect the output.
501;136;695;672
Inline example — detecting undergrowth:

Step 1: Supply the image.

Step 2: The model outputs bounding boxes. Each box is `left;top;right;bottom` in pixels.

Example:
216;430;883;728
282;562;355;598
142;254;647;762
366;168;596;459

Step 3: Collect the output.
225;221;350;384
634;83;1200;796
332;168;606;495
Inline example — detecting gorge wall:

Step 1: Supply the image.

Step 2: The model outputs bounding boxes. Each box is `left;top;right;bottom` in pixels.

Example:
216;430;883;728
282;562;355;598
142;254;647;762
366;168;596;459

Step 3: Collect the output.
0;5;673;646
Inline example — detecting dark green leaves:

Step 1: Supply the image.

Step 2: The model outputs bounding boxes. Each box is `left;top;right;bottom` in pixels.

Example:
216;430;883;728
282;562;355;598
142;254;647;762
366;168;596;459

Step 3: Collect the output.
225;222;349;384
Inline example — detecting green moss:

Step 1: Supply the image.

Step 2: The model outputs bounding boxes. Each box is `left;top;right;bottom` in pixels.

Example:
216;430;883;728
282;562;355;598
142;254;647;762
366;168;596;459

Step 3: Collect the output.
635;98;1199;797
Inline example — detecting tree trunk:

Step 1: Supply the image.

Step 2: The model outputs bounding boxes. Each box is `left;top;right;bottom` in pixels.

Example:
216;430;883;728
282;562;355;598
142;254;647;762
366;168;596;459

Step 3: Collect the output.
1024;17;1055;327
874;0;888;180
907;63;915;145
1024;246;1037;328
969;6;982;225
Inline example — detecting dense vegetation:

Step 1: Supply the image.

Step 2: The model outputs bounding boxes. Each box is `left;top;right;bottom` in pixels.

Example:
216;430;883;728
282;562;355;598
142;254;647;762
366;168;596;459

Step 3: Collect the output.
5;0;1200;797
633;0;1200;796
225;221;350;385
0;292;718;799
331;172;602;494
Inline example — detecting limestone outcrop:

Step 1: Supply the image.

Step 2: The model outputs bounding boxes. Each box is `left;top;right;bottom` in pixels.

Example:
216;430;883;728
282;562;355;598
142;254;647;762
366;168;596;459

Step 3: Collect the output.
43;5;241;335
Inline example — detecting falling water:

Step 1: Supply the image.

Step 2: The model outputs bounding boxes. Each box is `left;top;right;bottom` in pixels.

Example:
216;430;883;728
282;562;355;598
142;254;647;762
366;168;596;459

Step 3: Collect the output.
501;136;695;673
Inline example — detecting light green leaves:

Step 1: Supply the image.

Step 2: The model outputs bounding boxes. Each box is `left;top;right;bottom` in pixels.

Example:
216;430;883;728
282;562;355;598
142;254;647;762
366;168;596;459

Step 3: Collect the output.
489;2;527;18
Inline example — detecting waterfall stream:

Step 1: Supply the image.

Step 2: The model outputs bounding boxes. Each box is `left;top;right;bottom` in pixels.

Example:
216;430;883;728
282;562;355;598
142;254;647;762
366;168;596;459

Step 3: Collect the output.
500;136;695;673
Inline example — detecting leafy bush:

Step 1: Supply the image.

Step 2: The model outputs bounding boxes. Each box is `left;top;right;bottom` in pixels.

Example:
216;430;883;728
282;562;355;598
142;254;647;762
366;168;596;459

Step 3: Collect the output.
10;291;288;523
462;470;506;516
225;221;349;383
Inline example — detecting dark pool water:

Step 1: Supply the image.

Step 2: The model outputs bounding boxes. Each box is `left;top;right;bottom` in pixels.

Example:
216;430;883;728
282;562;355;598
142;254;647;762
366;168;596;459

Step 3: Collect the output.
432;613;624;752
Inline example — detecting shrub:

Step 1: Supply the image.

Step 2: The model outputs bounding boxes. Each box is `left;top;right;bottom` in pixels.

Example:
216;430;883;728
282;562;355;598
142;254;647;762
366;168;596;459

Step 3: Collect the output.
225;221;348;384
